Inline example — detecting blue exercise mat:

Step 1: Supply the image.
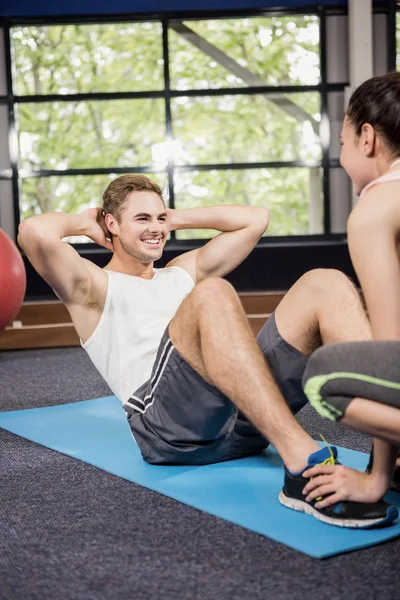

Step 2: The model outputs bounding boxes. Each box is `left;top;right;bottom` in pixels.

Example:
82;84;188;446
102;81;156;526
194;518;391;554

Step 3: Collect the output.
1;395;400;559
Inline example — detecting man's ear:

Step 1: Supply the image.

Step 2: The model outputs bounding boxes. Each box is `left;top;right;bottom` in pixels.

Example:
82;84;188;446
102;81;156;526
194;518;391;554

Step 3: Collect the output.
360;123;376;157
105;213;119;236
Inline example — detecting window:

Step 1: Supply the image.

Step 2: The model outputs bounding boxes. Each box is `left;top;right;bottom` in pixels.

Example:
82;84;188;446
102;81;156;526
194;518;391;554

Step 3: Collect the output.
8;12;337;241
12;23;164;95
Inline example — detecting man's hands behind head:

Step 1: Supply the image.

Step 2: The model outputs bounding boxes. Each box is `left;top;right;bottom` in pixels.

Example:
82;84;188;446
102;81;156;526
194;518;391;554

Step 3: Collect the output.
83;208;113;251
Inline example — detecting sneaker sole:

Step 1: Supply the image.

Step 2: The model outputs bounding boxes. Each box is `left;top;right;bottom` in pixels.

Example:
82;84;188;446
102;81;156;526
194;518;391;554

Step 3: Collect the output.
279;491;398;529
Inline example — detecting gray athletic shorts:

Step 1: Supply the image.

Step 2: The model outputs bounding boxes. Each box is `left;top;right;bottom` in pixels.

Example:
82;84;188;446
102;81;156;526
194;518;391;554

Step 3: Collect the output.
126;313;308;465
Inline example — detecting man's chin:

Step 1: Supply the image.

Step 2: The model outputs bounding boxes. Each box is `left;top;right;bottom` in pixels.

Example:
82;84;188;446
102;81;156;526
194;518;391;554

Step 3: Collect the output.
122;240;165;262
151;249;164;262
140;248;164;263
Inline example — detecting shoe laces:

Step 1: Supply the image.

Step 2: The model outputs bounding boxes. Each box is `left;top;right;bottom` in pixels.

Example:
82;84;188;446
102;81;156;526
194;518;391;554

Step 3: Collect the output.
318;433;337;467
314;434;338;502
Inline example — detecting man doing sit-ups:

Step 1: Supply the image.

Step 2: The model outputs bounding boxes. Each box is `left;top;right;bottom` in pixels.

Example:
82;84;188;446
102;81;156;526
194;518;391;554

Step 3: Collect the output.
18;174;398;528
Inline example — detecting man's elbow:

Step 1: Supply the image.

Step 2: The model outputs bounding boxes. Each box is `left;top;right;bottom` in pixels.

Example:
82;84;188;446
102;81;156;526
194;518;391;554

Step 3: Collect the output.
18;218;46;252
18;219;31;250
252;207;270;235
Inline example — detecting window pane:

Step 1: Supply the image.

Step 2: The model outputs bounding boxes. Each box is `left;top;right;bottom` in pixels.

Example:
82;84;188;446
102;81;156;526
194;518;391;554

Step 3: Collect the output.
0;29;6;95
328;91;345;160
174;167;323;238
20;172;168;239
329;167;351;234
326;15;348;84
169;16;320;90
0;105;10;170
171;93;321;164
12;23;164;95
17;99;166;171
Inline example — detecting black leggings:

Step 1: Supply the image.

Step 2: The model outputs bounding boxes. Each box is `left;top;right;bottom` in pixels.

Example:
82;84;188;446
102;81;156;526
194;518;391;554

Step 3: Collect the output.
302;341;400;422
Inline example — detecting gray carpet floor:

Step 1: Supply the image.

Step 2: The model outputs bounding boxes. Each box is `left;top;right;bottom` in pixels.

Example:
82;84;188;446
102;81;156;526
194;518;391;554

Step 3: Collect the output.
1;347;400;600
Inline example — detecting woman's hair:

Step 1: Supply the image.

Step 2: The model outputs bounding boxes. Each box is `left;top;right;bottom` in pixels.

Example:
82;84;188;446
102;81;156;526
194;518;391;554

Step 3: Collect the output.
346;72;400;157
102;174;164;222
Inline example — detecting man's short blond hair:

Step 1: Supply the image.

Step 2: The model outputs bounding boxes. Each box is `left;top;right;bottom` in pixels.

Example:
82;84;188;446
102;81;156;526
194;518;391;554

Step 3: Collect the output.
102;174;164;222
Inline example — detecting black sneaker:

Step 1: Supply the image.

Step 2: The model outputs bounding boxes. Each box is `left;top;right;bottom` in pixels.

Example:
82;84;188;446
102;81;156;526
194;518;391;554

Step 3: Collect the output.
366;447;400;492
279;446;398;528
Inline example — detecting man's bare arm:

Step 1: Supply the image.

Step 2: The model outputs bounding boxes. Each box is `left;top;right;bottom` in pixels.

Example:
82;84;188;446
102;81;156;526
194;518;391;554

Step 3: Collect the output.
18;209;112;305
166;205;270;282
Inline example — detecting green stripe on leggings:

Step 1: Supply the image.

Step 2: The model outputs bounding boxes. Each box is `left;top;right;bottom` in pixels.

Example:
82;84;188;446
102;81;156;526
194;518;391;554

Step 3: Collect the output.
304;372;400;422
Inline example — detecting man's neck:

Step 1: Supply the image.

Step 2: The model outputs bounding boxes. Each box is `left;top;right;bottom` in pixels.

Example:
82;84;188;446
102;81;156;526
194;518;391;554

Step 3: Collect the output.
104;256;155;279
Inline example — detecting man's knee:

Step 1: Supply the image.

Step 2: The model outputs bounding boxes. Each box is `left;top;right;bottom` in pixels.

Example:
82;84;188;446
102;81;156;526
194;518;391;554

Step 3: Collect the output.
298;268;359;303
172;278;239;333
191;277;237;306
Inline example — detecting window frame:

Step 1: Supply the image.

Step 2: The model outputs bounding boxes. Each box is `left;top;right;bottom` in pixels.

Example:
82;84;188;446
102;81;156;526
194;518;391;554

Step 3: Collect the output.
0;3;392;295
4;7;341;239
389;0;399;70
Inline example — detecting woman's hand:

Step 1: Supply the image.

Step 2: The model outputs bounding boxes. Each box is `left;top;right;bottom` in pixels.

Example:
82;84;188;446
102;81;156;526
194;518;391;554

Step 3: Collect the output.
302;464;390;508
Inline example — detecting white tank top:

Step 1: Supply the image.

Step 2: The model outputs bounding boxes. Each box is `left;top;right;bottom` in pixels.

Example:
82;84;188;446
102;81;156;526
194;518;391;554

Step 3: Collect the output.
81;266;195;404
360;160;400;198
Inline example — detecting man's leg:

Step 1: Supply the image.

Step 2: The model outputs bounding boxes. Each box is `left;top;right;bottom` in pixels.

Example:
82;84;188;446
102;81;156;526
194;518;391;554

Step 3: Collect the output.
279;269;400;477
254;268;369;420
274;268;371;357
167;273;397;527
169;269;370;470
225;269;368;458
169;276;320;473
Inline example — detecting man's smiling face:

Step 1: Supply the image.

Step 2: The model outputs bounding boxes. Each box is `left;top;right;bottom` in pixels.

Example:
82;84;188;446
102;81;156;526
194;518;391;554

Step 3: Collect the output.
112;191;168;263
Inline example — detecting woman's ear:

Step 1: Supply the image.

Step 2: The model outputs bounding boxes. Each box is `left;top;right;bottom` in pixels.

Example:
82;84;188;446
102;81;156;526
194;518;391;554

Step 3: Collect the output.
360;123;376;157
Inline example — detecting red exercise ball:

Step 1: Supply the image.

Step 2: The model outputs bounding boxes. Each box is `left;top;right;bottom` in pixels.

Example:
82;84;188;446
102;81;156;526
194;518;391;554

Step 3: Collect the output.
0;228;26;331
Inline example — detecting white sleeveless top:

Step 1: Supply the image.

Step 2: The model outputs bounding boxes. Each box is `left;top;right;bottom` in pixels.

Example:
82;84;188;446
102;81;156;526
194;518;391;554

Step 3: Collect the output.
360;162;400;198
81;266;195;404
